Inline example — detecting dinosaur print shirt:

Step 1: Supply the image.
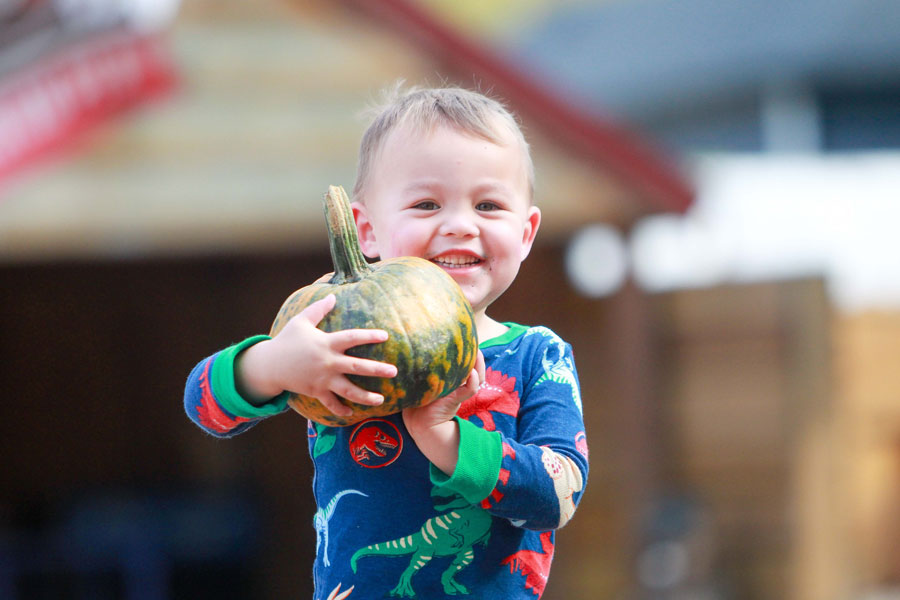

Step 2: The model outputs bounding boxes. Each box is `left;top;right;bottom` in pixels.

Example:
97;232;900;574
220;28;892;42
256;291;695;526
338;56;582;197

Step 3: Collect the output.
184;323;589;599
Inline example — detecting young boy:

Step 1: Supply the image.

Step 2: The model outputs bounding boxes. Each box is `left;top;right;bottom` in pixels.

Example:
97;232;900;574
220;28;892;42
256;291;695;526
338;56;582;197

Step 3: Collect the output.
185;86;588;599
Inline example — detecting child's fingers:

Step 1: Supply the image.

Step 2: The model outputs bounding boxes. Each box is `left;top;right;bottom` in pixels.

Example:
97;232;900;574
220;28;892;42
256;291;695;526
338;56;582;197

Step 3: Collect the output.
330;328;390;351
299;294;337;325
461;369;480;399
332;378;385;407
461;351;485;392
318;390;354;418
469;368;481;391
339;356;398;379
474;350;485;381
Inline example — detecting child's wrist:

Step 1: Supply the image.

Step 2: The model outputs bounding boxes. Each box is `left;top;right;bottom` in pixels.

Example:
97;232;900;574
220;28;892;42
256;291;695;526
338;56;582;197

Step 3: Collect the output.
407;418;460;476
235;340;284;405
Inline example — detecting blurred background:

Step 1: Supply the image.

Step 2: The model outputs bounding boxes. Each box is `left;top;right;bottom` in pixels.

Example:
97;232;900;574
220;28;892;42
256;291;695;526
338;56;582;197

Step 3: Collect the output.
1;0;898;598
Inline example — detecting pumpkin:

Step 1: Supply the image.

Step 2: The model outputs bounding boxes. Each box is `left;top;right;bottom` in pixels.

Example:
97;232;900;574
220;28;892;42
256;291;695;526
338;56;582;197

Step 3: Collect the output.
270;185;478;427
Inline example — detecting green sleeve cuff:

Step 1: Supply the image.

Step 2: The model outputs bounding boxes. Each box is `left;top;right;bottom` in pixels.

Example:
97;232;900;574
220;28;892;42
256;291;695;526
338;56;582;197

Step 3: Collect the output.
211;335;291;418
430;417;503;505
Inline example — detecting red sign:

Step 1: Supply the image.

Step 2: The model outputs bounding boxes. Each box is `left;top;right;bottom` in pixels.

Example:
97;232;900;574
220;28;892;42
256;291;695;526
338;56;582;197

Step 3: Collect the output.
0;31;176;182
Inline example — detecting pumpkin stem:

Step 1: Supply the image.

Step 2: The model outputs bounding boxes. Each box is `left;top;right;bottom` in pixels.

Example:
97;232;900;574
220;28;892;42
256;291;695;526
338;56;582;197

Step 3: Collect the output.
324;185;372;284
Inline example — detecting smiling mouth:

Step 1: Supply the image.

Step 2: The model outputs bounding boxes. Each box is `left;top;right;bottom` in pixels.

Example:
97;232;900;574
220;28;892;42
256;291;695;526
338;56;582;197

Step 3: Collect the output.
431;255;483;268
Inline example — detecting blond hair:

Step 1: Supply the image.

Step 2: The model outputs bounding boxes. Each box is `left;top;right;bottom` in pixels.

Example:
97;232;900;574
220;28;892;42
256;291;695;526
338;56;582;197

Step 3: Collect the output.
353;84;535;202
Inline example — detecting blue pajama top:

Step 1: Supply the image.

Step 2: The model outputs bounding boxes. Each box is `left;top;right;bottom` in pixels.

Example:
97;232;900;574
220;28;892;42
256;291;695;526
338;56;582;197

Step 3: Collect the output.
185;323;588;599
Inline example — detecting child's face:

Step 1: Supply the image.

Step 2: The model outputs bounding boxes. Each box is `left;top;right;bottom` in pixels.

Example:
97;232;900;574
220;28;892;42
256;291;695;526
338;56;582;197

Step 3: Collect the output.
353;123;541;318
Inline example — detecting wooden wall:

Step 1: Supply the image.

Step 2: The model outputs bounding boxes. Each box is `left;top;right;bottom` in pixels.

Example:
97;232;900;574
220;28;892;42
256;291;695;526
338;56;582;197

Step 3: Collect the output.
651;280;840;600
833;312;900;592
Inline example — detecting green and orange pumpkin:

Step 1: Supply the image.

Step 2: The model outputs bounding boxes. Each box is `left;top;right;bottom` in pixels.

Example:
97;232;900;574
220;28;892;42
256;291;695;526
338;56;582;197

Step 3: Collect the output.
270;185;478;427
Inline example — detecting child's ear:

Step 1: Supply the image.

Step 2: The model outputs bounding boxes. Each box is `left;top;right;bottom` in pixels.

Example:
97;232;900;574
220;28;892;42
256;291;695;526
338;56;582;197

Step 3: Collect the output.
519;206;542;261
352;202;380;259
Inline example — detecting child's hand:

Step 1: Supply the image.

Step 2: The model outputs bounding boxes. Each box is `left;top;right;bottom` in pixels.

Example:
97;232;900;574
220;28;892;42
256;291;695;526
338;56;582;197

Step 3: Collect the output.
402;350;485;475
236;294;398;417
403;350;484;431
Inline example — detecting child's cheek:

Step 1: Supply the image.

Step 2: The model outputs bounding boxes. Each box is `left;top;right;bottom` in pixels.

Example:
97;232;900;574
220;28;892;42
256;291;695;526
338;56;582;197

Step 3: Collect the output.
390;230;428;260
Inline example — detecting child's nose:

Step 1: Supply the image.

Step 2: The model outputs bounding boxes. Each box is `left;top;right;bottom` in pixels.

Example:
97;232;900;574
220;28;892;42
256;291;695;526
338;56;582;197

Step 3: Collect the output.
439;208;478;237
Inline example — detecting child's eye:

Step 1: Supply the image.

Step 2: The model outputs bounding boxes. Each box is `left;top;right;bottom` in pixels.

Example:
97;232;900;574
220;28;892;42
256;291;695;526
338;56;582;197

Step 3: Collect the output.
476;201;500;212
413;200;439;210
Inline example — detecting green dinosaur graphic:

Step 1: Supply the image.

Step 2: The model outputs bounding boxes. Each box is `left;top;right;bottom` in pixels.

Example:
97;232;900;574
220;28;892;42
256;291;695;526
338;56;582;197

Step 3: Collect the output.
350;489;492;598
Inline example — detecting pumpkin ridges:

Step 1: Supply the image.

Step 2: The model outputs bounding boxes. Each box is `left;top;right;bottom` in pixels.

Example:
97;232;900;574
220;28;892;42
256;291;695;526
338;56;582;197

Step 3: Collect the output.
324;185;371;285
365;270;416;404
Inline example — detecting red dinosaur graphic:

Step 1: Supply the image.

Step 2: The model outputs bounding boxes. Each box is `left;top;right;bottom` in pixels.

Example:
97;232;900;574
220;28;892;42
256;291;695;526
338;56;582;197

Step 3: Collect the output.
458;368;520;431
502;441;517;460
349;419;401;468
501;530;555;597
481;443;519;509
196;359;250;434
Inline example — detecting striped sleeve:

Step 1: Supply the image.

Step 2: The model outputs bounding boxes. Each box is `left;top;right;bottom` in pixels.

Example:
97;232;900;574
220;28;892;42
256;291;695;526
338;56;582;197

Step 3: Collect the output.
184;335;290;437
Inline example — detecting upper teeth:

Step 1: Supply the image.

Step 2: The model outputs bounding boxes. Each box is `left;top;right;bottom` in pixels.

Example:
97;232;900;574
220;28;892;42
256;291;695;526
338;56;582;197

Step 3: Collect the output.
435;255;479;266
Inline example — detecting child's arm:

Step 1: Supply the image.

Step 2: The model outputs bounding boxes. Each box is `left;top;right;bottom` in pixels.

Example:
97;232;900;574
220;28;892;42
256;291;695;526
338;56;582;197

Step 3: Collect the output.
185;294;398;436
413;333;589;531
184;340;280;438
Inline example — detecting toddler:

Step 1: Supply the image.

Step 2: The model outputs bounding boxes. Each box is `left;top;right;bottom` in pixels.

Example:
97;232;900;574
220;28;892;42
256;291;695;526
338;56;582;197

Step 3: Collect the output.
185;85;588;599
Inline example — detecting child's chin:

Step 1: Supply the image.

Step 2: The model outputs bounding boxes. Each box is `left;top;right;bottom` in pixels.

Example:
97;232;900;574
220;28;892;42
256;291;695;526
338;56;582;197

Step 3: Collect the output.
442;270;483;296
456;286;486;312
443;267;481;281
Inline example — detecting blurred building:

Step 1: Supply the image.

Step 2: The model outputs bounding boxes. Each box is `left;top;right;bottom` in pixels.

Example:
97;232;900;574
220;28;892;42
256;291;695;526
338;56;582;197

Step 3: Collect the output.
1;1;899;599
513;0;900;154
